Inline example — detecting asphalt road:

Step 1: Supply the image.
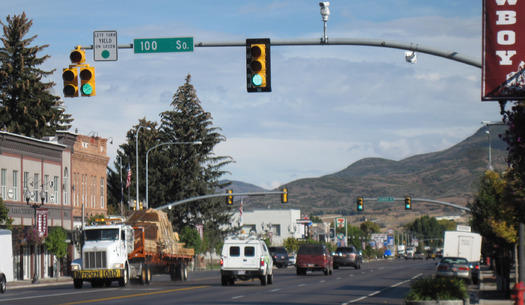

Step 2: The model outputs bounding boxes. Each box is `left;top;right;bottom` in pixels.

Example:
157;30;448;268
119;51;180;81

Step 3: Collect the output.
0;259;445;305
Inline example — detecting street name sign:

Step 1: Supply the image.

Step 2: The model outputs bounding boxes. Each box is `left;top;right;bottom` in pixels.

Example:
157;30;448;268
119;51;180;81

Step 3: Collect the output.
93;31;117;61
134;37;194;53
377;197;394;202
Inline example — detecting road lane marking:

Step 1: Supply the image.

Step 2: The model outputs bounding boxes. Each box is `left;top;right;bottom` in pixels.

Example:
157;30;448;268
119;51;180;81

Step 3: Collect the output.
341;273;423;305
232;295;244;299
270;289;280;292
0;289;114;303
59;285;209;305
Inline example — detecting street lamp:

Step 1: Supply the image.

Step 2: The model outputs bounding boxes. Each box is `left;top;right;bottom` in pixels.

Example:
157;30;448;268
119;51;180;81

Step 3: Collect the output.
145;141;202;208
485;130;493;170
25;187;46;284
135;125;150;210
319;2;330;44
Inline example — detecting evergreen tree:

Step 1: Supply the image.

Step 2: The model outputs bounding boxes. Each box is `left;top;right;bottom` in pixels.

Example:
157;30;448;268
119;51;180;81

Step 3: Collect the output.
0;12;71;138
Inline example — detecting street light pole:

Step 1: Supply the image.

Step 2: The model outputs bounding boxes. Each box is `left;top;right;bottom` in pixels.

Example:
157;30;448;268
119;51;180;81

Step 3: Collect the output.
145;141;202;207
25;187;45;284
135;125;149;211
486;130;493;170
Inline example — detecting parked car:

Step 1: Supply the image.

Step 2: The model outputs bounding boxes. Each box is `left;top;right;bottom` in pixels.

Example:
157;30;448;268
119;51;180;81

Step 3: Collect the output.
296;244;333;276
288;253;296;266
333;246;362;269
413;251;425;260
435;257;471;283
269;247;290;268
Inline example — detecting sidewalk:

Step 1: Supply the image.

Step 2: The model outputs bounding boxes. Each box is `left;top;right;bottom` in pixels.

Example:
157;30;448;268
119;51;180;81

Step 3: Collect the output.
7;276;72;290
479;265;514;305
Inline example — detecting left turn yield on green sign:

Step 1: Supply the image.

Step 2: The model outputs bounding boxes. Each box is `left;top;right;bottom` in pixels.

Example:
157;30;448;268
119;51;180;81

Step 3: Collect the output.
94;30;118;61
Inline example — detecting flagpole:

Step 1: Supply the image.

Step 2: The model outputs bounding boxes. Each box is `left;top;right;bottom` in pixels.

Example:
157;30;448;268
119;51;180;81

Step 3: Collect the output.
119;158;123;216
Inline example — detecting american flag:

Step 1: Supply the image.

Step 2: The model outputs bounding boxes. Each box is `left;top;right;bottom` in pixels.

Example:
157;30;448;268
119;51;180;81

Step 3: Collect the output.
126;164;131;188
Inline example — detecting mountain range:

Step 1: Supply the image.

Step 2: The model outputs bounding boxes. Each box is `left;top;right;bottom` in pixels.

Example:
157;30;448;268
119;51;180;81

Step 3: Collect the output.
223;125;508;229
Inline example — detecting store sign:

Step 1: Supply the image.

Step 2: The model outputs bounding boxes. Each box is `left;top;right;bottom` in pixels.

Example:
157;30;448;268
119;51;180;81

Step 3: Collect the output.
482;0;525;100
37;208;48;237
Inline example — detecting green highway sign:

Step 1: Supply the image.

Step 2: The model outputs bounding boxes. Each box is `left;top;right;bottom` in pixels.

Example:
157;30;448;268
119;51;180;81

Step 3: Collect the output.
134;37;194;53
377;197;394;202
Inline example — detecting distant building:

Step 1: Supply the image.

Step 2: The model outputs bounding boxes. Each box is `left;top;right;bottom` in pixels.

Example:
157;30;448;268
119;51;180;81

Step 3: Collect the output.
0;130;110;280
231;209;303;246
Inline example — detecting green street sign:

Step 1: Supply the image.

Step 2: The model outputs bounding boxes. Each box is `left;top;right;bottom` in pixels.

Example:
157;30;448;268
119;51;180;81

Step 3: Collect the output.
377;197;394;202
134;37;194;53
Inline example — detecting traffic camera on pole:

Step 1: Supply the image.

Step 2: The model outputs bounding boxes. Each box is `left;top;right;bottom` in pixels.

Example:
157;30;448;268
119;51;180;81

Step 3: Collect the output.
226;189;233;205
281;188;288;203
357;197;364;211
405;196;412;210
246;38;271;93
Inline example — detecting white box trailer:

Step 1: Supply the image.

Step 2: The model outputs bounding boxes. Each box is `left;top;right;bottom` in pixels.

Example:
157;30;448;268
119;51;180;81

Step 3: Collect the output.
0;229;13;292
443;230;482;262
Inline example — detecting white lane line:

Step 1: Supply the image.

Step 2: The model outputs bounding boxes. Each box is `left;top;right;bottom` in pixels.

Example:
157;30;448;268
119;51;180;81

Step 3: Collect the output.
270;288;280;292
232;295;244;299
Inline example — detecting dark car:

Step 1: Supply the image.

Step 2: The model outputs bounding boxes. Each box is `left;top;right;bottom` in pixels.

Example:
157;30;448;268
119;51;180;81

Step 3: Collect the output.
333;246;362;269
269;247;290;268
296;244;333;275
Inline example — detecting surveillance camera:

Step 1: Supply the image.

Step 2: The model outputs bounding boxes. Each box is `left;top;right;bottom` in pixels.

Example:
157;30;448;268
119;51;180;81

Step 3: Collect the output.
319;2;329;7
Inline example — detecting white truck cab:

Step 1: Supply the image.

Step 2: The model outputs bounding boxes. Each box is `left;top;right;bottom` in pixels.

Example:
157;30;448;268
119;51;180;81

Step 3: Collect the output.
220;234;273;286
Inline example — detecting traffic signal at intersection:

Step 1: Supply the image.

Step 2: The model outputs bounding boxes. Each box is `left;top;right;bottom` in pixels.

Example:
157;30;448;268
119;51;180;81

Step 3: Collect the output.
246;38;271;92
281;188;288;203
62;67;78;97
80;66;96;96
357;197;364;211
405;196;412;210
226;189;233;205
63;46;96;98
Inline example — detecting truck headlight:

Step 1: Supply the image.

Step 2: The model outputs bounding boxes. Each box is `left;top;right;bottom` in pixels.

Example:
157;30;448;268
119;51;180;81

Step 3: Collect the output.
71;264;80;271
113;263;124;269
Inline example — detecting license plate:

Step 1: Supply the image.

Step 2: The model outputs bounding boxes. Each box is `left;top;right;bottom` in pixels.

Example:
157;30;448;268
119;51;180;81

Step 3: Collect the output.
238;270;245;275
308;264;314;267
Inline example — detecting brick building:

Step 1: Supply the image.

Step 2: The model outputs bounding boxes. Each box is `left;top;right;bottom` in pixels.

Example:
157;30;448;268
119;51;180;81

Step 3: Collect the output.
0;130;110;280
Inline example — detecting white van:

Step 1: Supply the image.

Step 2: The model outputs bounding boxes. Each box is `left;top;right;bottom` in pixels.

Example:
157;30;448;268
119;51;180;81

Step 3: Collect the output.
220;234;273;286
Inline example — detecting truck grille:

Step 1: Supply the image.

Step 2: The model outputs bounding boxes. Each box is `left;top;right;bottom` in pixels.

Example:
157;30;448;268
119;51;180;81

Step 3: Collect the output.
84;251;107;269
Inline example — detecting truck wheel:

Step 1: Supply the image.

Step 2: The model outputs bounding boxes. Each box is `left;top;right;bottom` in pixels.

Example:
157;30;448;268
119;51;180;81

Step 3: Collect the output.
267;273;273;285
169;264;177;281
118;265;129;287
1;274;7;293
260;275;267;286
229;278;234;286
181;262;188;281
221;275;228;286
73;279;83;289
141;264;151;285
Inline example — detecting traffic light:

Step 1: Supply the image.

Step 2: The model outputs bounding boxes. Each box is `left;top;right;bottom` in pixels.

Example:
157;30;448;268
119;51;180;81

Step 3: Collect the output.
80;66;96;96
139;201;143;210
405;196;412;210
246;38;271;92
281;188;288;203
70;46;86;64
357;197;364;211
62;67;78;97
226;189;233;205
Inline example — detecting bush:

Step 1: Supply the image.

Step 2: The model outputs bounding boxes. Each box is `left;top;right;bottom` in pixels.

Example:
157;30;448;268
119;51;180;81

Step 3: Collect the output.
406;276;468;301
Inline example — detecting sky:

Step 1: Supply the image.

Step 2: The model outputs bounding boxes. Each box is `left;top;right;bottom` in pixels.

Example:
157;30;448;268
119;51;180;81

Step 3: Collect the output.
1;1;502;190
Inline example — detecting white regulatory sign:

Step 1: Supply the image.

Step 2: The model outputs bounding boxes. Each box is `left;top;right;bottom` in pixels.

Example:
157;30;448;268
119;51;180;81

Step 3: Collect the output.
93;31;117;61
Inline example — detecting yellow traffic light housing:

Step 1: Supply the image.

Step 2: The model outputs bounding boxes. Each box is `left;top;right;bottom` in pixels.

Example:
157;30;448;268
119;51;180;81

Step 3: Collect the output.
70;46;86;64
80;66;96;96
246;38;271;92
281;188;288;203
405;196;412;210
226;189;233;205
62;67;78;97
357;197;364;211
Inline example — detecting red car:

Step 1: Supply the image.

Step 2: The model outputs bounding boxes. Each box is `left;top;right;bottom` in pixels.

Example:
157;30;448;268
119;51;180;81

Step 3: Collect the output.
296;244;333;276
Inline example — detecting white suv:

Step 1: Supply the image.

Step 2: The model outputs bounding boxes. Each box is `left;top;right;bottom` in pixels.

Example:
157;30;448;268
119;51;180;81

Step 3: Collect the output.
220;234;273;286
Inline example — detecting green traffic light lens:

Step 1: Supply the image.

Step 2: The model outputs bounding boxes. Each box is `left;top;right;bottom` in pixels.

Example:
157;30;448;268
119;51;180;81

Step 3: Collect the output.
81;84;93;95
252;74;263;86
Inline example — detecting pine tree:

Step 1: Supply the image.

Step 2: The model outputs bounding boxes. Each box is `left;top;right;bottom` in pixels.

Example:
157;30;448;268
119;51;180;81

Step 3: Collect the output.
0;12;71;138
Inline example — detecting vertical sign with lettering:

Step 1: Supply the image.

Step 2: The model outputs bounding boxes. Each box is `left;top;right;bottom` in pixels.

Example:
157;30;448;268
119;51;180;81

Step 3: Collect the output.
482;0;525;100
37;208;48;237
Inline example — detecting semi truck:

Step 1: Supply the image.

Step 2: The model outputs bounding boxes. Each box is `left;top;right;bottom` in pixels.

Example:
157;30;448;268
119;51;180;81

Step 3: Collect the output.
71;209;194;288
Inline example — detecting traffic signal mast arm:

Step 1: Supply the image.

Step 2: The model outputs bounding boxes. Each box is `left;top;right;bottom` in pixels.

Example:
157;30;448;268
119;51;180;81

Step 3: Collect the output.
155;190;287;211
75;37;481;69
361;197;470;212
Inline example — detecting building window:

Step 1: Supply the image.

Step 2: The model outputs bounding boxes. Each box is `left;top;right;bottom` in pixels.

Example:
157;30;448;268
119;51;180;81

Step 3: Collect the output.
43;174;49;203
12;170;18;201
63;168;69;205
53;176;59;204
100;177;105;209
33;173;39;203
1;169;6;199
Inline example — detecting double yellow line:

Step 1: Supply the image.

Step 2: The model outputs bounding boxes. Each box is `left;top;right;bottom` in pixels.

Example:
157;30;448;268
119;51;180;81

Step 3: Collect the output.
60;285;209;305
